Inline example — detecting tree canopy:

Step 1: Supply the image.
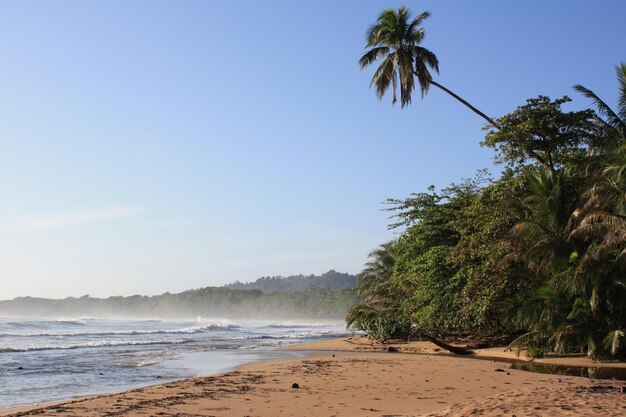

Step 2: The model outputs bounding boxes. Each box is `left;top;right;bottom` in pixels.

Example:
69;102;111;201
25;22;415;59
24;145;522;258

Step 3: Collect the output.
349;59;626;360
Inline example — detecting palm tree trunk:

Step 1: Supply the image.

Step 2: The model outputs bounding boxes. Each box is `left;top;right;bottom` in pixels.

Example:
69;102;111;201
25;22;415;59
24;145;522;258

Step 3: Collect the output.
426;79;500;130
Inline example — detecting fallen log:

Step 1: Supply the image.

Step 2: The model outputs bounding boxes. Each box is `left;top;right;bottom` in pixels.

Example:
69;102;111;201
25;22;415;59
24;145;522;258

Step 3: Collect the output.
422;334;473;355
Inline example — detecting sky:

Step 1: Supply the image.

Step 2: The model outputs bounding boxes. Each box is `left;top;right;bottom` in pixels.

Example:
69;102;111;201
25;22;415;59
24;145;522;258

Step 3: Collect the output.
0;0;624;299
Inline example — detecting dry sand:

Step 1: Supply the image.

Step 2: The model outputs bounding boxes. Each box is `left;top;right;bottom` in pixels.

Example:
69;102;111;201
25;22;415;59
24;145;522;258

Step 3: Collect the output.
2;337;625;417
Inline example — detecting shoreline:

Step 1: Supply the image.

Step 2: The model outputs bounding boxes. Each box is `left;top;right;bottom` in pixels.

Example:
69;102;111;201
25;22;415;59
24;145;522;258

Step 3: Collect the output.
287;337;626;369
0;348;307;415
2;337;626;417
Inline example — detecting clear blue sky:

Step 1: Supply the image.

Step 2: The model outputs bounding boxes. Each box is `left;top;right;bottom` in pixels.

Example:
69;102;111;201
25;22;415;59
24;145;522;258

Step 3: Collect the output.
0;1;624;299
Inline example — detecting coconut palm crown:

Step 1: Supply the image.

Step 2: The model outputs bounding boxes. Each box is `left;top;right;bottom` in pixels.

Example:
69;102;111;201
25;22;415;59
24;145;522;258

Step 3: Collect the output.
359;6;499;128
358;6;437;108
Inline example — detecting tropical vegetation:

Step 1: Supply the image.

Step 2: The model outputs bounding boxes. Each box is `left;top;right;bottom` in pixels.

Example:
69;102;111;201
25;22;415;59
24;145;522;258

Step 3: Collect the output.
350;6;625;360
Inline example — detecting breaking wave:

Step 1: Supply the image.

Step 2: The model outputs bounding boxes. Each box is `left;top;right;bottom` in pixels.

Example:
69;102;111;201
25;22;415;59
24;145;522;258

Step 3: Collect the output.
0;338;190;352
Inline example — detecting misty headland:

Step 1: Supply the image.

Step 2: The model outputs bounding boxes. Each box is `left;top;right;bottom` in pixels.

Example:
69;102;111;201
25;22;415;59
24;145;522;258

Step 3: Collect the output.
0;271;358;319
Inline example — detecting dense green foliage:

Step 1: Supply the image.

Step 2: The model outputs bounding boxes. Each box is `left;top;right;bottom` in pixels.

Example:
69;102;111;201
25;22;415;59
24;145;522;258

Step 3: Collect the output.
226;270;357;293
352;6;625;360
0;285;359;319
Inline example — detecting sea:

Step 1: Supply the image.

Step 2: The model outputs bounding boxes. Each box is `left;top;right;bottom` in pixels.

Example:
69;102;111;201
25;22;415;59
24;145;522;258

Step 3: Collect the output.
0;316;350;410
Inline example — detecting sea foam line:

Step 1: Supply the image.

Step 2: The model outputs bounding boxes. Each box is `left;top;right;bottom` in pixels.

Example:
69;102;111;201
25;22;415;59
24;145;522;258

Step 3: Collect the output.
0;339;190;352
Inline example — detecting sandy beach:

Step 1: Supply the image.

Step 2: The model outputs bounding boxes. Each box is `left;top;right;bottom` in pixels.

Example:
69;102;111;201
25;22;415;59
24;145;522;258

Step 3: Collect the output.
2;337;625;417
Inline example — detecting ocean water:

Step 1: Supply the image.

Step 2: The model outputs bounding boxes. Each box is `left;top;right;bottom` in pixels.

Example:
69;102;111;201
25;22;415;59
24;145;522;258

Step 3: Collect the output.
0;316;349;410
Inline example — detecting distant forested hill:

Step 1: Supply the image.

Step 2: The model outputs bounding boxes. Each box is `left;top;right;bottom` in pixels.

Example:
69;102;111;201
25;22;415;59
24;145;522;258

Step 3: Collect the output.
0;286;359;319
225;270;357;293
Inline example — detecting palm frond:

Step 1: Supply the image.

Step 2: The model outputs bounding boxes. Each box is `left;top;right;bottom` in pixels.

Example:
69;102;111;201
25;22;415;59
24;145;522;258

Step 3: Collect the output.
407;11;431;38
415;46;439;72
509;330;542;356
573;84;624;130
617;62;626;122
358;46;390;69
602;330;624;356
346;304;377;329
397;48;415;107
413;59;432;97
370;54;397;103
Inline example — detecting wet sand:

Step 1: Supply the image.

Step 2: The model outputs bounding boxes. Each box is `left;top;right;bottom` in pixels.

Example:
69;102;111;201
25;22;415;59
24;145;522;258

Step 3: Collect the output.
2;338;625;417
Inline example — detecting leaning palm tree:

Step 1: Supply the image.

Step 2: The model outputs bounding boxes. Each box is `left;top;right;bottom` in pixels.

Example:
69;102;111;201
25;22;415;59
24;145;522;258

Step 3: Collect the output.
359;6;499;129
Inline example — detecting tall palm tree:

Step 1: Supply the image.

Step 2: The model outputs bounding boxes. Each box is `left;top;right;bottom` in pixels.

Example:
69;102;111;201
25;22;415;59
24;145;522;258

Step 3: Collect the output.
568;66;626;358
359;6;499;129
508;164;626;359
506;167;578;356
